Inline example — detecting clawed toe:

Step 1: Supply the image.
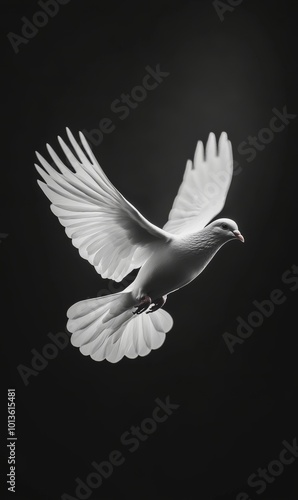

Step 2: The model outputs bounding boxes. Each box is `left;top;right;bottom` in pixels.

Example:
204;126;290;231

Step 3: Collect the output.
133;305;148;315
133;295;151;315
146;295;167;314
133;295;167;315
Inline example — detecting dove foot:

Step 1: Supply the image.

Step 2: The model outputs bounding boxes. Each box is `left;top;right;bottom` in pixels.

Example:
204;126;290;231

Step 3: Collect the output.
146;295;167;313
133;295;152;315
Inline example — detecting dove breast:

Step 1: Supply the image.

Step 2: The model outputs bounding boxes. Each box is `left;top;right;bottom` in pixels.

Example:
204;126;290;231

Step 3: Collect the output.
129;231;220;300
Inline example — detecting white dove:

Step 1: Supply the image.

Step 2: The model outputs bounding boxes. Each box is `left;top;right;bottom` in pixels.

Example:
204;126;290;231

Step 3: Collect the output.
35;129;244;363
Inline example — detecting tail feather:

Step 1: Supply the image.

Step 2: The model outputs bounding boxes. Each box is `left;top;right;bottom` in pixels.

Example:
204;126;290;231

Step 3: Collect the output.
67;292;173;363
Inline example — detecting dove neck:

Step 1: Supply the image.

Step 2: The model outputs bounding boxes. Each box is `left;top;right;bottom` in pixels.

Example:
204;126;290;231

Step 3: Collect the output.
184;227;226;255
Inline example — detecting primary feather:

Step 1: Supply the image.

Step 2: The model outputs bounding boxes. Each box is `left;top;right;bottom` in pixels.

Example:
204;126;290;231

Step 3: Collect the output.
163;132;233;234
35;128;170;282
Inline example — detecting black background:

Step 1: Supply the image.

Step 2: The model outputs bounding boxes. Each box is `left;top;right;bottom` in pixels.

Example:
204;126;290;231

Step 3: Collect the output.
2;1;298;499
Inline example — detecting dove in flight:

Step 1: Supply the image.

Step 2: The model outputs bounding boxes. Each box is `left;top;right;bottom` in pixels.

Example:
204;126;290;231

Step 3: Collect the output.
35;129;244;363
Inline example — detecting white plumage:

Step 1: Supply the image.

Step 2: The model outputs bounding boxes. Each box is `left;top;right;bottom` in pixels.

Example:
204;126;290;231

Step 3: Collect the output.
36;129;244;363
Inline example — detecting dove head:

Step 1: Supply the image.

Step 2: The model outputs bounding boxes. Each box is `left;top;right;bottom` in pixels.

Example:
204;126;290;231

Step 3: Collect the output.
208;218;245;243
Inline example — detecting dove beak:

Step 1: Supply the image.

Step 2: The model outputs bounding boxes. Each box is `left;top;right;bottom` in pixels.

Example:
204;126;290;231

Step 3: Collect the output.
233;230;245;243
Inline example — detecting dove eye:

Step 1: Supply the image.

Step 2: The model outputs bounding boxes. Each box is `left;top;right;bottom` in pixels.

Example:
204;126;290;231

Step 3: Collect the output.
221;223;229;230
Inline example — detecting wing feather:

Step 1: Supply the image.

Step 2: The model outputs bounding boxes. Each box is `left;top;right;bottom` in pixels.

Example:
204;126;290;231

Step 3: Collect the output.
36;129;171;282
163;132;233;234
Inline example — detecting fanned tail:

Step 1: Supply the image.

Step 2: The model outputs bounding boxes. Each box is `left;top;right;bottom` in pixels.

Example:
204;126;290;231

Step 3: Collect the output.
66;292;173;363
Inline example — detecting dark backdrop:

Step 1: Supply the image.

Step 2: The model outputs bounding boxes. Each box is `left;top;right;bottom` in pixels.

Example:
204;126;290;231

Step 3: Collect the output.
2;1;298;499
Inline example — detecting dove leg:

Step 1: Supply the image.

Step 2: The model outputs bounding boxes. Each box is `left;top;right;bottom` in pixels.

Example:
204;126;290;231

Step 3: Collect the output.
133;295;152;315
146;295;167;314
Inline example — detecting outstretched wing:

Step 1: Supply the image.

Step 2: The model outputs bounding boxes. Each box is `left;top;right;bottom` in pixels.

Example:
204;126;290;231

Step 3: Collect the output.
163;132;233;235
35;128;171;282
